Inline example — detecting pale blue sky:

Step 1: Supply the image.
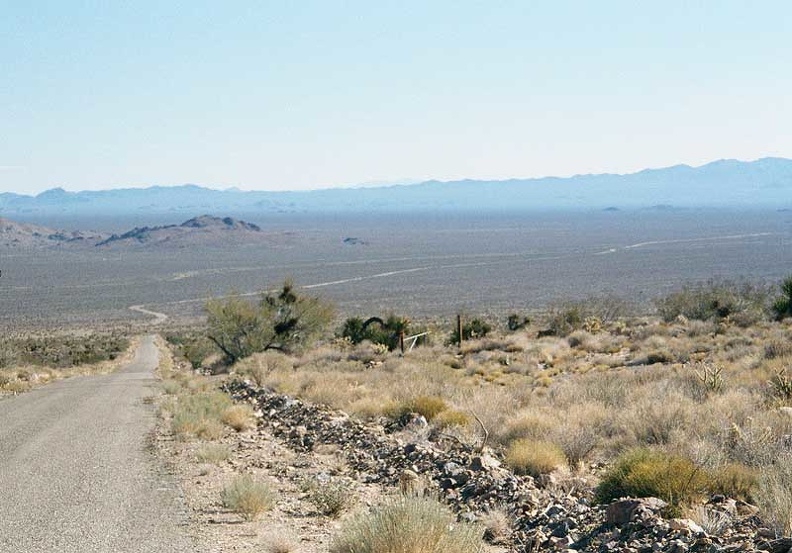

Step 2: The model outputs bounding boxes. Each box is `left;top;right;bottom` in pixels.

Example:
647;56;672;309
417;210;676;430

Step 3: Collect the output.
2;1;791;194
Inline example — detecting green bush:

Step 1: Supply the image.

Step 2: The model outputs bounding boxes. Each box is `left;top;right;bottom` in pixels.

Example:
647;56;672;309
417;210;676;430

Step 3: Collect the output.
449;318;492;344
341;315;410;351
595;447;708;508
330;495;483;553
205;280;334;363
772;275;792;321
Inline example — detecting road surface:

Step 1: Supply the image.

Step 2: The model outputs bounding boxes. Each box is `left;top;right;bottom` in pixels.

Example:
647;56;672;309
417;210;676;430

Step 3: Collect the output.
0;335;197;552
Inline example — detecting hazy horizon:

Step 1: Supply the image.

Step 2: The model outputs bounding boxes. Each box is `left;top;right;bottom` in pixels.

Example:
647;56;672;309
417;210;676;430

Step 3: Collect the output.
3;2;791;195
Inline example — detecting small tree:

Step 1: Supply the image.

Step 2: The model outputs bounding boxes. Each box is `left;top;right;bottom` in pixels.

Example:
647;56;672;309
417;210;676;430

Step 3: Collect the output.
772;275;792;321
341;315;410;351
205;280;333;363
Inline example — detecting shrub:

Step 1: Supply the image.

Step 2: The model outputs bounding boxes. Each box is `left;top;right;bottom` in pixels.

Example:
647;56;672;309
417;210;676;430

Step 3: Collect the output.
595;447;708;507
221;404;257;432
405;395;448;421
504;439;566;477
433;409;470;429
756;455;792;536
771;275;792;321
507;314;530;331
195;443;231;464
655;280;769;325
330;495;483;553
450;318;492;344
205;279;334;363
171;391;232;440
710;462;757;502
302;478;355;517
221;474;275;521
341;315;410;351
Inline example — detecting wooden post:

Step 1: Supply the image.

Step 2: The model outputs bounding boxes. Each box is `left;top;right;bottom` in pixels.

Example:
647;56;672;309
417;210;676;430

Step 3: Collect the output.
399;330;405;354
457;314;463;347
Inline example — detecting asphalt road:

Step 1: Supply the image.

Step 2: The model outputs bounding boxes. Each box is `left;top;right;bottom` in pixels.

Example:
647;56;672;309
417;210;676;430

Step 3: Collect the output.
0;335;197;552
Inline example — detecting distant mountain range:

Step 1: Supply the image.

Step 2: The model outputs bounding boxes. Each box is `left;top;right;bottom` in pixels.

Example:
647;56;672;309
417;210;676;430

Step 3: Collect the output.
2;157;791;216
0;215;281;249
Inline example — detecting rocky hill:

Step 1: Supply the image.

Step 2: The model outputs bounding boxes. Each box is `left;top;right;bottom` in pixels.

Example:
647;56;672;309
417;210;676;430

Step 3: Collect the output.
0;217;105;248
0;215;274;249
96;215;267;248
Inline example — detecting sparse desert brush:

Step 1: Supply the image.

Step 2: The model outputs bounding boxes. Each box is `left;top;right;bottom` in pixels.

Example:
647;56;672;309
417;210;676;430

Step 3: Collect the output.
595;447;709;508
500;412;554;444
264;534;297;553
221;403;257;432
756;454;792;536
195;443;231;464
348;397;401;419
404;395;448;421
302;477;356;517
504;438;566;477
480;505;512;544
171;391;232;440
433;408;470;429
709;462;758;502
236;350;293;386
330;495;483;553
221;474;275;521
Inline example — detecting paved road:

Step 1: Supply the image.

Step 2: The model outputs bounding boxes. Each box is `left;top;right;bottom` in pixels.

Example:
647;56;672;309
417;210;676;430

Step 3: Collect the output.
0;335;197;552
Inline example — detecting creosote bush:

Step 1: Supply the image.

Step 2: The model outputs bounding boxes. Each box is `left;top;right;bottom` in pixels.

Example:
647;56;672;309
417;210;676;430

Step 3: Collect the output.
221;474;275;521
205;279;333;363
330;495;483;553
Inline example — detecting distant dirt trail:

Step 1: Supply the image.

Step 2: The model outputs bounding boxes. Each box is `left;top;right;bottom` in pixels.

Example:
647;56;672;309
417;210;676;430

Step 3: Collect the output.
129;303;169;324
0;335;198;553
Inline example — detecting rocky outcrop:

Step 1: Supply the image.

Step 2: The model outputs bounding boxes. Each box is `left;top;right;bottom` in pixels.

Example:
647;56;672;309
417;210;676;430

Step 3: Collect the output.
224;380;787;552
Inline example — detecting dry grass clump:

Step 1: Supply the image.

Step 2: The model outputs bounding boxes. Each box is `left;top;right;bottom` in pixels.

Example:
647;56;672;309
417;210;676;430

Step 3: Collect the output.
504;439;566;477
330;495;483;553
195;443;232;464
479;505;513;544
264;534;297;553
755;455;792;536
404;395;448;421
220;403;257;432
171;391;232;440
221;474;275;521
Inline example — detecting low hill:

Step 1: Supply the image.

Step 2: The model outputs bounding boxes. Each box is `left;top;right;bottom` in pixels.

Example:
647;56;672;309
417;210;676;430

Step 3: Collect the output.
0;217;105;248
95;215;269;248
0;215;277;249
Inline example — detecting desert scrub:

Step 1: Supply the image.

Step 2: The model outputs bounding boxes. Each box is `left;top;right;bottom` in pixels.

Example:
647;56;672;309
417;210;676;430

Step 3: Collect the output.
403;395;448;421
300;477;356;517
756;455;792;536
504;439;566;477
220;403;257;432
195;443;231;464
330;495;483;553
171;391;232;440
1;332;129;368
221;474;275;521
595;447;709;509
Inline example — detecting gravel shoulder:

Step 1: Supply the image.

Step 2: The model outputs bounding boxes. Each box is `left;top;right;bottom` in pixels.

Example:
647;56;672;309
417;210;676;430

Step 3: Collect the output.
0;335;197;553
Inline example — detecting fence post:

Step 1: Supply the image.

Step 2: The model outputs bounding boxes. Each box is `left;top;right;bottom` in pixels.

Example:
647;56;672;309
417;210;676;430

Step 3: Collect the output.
399;330;405;354
457;314;463;347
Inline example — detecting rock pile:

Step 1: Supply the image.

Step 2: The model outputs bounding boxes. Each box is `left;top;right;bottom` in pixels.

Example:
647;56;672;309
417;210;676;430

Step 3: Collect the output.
224;380;789;553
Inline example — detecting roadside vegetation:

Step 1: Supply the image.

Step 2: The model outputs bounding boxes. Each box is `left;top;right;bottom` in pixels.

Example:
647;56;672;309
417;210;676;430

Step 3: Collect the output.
155;275;792;546
0;331;132;394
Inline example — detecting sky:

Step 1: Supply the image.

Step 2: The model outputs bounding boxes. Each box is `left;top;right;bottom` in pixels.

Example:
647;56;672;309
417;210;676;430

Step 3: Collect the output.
2;1;791;195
